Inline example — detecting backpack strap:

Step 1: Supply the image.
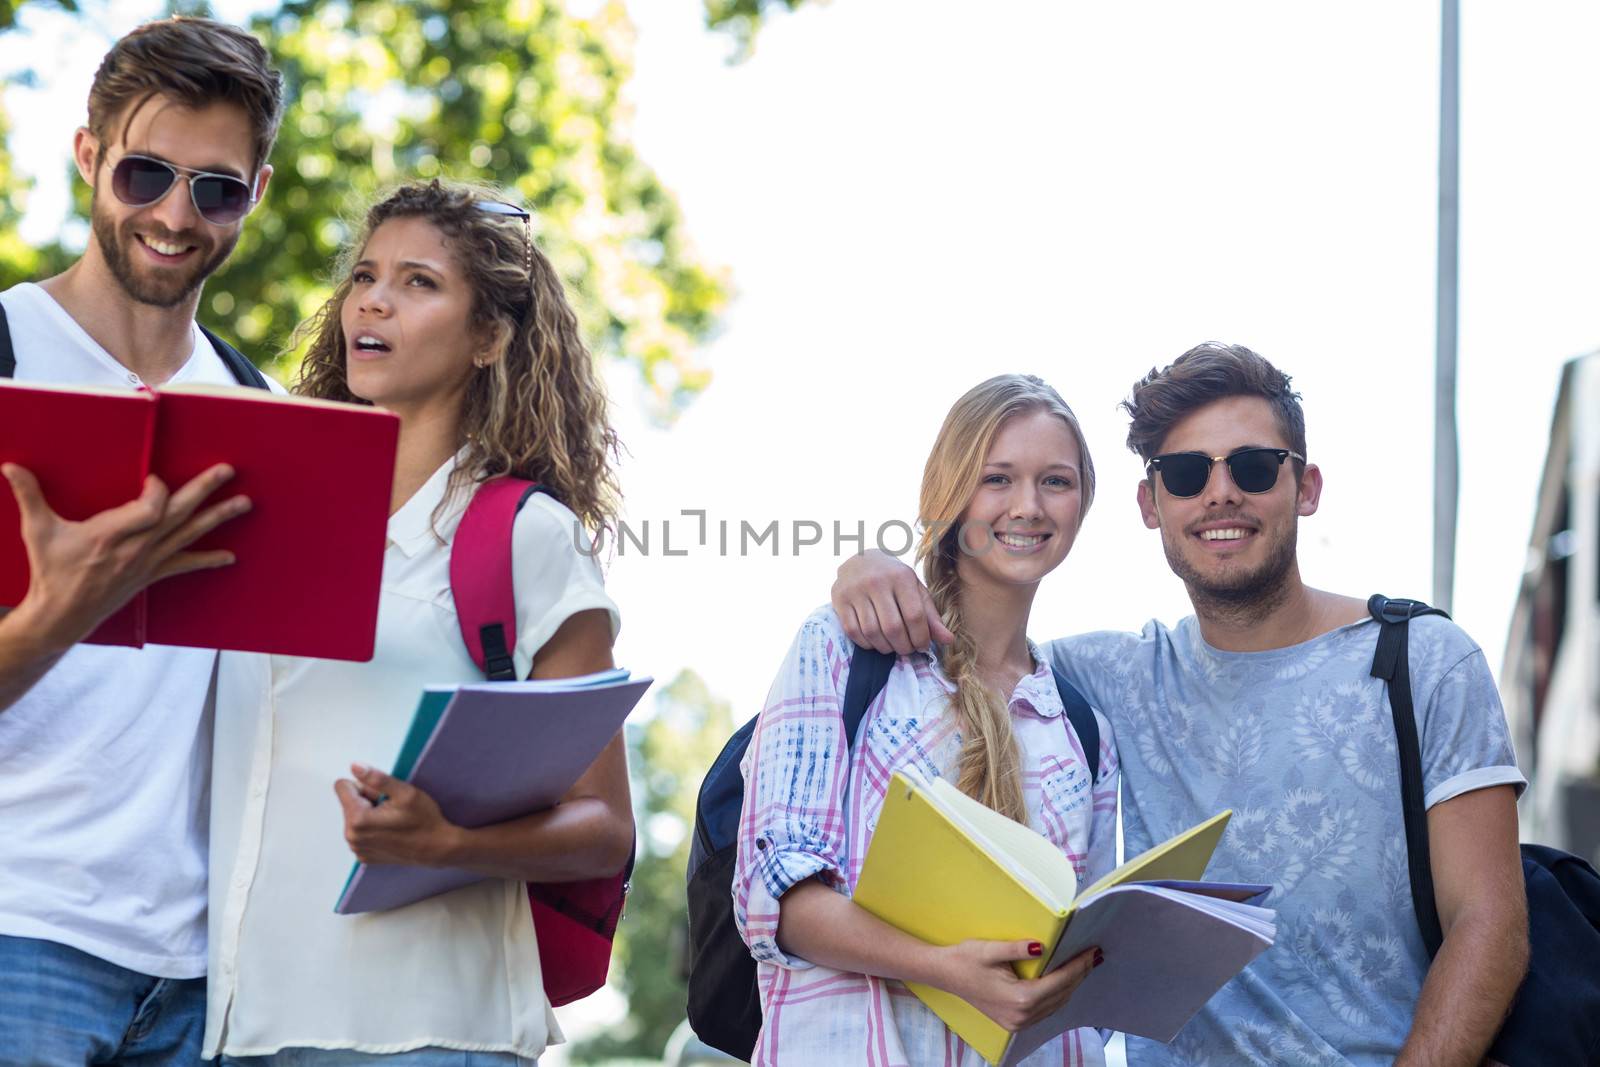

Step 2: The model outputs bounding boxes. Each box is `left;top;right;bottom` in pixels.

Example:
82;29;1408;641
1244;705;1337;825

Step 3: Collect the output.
837;649;1102;783
446;473;630;1007
0;302;14;379
0;304;265;388
197;322;271;390
841;645;895;751
1368;593;1451;958
449;477;549;680
1053;668;1101;784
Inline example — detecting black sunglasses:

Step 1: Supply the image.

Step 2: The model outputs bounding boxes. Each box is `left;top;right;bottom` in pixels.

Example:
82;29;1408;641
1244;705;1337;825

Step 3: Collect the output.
477;200;533;273
1146;447;1305;498
108;152;258;226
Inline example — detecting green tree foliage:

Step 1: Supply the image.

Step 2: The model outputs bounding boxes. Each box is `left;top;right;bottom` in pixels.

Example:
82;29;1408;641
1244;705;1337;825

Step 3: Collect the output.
573;669;735;1063
0;101;41;289
0;0;75;32
2;1;725;417
702;0;816;59
0;0;72;288
198;0;726;416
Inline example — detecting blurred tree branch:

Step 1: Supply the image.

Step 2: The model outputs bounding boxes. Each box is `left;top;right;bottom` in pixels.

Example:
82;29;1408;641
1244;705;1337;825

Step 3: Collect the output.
703;0;818;61
0;0;74;32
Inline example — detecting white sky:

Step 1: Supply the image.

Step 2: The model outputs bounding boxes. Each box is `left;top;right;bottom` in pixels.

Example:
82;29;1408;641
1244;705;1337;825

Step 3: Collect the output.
608;0;1600;720
3;0;1597;728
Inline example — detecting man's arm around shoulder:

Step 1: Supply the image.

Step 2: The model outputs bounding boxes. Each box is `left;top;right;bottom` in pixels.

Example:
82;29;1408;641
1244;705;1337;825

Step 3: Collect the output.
1394;783;1527;1067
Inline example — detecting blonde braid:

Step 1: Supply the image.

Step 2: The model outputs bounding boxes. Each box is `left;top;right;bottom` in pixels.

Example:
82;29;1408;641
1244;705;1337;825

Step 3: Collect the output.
926;538;1028;824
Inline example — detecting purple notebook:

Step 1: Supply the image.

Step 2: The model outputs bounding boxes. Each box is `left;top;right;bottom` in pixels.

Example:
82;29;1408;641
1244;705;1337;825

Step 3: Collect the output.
335;671;651;914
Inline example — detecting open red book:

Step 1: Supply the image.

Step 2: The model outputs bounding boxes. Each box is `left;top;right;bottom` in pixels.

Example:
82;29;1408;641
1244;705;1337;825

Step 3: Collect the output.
0;380;399;661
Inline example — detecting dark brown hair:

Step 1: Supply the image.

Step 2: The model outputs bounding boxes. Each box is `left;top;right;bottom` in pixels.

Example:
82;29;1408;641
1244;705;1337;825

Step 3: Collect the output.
87;17;284;173
1122;342;1307;464
295;180;622;537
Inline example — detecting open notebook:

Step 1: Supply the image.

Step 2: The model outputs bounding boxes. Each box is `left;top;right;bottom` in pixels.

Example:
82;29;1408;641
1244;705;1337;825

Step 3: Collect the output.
335;668;651;914
0;379;397;659
853;767;1276;1066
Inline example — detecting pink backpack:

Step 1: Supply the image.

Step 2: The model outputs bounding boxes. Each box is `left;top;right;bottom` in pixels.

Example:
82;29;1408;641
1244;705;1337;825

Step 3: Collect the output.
449;475;633;1007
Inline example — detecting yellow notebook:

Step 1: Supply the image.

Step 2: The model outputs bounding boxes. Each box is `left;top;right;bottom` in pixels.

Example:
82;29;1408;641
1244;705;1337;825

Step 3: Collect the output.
852;766;1233;1065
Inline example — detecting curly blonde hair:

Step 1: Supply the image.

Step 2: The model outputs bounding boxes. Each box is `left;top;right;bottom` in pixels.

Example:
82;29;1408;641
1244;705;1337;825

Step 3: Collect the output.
295;179;622;536
915;374;1095;823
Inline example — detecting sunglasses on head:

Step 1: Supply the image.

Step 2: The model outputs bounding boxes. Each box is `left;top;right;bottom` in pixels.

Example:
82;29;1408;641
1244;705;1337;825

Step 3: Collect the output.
476;200;533;273
108;152;258;226
1146;447;1305;498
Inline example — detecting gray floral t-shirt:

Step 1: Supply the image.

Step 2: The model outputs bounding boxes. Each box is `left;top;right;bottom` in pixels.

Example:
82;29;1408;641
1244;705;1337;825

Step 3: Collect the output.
1046;614;1524;1067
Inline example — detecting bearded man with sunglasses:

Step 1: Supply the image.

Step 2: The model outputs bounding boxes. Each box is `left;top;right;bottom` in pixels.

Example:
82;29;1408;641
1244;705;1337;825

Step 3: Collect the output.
831;343;1527;1067
0;17;283;1064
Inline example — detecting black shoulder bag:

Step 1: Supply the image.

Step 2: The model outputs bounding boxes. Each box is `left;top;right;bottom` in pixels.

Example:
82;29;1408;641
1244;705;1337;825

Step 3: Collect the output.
1368;594;1600;1066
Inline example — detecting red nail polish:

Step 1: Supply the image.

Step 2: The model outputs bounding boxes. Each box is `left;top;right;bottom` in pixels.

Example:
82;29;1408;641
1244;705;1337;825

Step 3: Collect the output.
1093;950;1105;968
1028;942;1043;957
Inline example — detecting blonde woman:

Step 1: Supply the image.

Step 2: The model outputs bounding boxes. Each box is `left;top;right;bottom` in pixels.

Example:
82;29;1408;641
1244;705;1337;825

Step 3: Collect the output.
205;180;631;1065
733;375;1119;1066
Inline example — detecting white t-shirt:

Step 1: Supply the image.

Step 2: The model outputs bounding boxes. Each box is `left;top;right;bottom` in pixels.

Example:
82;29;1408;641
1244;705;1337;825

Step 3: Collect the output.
206;455;619;1059
0;281;279;979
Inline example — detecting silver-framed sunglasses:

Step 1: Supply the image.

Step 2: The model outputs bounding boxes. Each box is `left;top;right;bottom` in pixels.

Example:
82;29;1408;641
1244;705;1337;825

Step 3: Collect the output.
477;200;533;274
107;151;259;226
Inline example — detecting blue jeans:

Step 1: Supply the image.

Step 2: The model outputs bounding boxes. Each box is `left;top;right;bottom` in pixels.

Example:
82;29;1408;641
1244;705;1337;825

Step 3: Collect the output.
0;934;204;1066
219;1052;535;1067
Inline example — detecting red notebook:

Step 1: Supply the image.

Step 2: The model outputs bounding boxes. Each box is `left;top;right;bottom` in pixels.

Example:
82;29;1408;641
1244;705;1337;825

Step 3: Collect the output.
0;380;399;660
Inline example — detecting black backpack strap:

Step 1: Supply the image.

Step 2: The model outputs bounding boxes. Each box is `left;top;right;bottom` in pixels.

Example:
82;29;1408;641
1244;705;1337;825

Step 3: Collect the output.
840;646;895;752
1052;668;1101;784
0;305;261;387
1368;593;1451;958
836;649;1103;783
0;301;15;379
197;322;271;390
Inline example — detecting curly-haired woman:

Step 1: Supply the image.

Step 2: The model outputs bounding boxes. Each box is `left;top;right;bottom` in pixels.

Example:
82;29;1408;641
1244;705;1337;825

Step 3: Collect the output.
204;180;631;1066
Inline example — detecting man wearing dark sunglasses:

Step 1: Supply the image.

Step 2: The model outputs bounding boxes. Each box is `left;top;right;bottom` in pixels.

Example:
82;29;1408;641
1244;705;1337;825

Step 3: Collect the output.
829;343;1526;1067
0;17;283;1065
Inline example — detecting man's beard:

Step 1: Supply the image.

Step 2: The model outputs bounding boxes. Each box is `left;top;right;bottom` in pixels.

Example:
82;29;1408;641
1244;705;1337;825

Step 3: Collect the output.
91;194;236;309
1163;519;1298;620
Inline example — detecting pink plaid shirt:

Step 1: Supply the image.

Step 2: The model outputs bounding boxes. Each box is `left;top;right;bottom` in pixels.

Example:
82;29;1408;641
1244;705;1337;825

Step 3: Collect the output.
735;608;1119;1066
